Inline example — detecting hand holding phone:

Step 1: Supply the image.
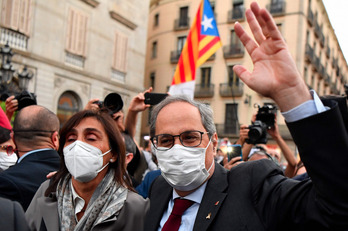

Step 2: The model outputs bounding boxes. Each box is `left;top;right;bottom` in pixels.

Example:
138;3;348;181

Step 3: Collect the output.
227;144;243;162
144;92;168;105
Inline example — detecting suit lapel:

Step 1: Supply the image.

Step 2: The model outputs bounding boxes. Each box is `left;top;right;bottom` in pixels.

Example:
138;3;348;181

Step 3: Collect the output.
193;164;228;231
38;194;59;231
146;176;172;231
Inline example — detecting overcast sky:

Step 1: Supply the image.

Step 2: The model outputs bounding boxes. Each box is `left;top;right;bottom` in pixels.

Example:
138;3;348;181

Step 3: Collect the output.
322;0;348;63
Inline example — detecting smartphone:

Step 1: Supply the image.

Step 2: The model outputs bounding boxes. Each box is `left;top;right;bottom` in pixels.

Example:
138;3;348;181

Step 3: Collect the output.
227;144;242;162
144;92;168;105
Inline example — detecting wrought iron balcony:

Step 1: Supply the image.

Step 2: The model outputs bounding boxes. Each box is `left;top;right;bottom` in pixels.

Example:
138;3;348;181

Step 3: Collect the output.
307;7;314;26
318;63;325;79
194;83;215;98
326;46;331;58
219;82;244;97
223;44;244;59
170;50;181;63
324;74;330;86
267;1;286;15
215;122;239;137
227;6;245;22
312;55;320;72
305;43;314;62
174;17;190;31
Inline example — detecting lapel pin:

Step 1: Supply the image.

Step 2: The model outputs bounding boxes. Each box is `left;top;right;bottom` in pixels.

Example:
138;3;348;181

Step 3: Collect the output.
206;213;211;219
215;201;219;206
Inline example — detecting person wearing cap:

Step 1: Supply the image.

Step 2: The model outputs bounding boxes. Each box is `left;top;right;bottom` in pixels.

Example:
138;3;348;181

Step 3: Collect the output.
0;107;17;171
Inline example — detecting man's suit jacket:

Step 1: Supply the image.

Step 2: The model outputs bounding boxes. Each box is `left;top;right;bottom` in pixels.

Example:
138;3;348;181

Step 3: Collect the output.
0;149;60;211
144;99;348;231
0;197;30;231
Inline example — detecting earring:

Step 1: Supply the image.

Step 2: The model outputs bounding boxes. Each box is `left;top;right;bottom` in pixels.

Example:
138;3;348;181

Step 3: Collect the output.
110;158;116;163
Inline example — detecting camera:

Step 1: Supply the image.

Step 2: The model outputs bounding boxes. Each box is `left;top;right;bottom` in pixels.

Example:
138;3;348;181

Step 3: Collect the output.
0;90;37;111
246;104;277;144
93;93;124;114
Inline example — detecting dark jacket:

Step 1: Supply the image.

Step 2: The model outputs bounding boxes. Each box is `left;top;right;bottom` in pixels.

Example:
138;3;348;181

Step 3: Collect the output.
0;149;60;210
145;99;348;231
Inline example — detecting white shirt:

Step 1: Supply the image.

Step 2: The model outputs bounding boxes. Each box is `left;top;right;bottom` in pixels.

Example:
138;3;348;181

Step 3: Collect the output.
71;181;86;221
158;182;207;231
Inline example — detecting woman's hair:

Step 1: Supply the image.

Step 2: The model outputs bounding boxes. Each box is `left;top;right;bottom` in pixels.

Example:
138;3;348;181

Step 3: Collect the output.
45;109;133;196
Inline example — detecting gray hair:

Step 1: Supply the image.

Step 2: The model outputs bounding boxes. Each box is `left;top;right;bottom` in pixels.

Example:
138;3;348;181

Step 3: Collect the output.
149;95;216;138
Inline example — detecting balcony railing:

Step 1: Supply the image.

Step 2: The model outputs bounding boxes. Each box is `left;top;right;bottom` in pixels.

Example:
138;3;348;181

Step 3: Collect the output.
219;82;244;97
215;122;239;137
312;55;320;72
332;57;338;68
170;50;181;63
319;33;325;48
305;43;313;62
194;83;215;98
326;46;331;58
307;7;314;26
206;53;216;61
227;6;245;22
0;27;28;51
324;74;330;86
318;63;325;79
223;44;244;59
267;1;286;15
314;19;320;38
174;17;190;30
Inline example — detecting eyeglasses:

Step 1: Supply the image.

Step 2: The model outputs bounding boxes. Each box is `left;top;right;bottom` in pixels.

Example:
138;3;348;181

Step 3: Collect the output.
0;145;15;155
151;130;209;150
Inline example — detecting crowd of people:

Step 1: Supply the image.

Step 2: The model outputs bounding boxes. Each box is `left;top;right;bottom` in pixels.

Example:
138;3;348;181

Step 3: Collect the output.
0;2;348;230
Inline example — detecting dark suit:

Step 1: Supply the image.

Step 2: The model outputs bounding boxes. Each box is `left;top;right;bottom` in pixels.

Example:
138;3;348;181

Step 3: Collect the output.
0;197;30;231
145;99;348;231
0;149;60;211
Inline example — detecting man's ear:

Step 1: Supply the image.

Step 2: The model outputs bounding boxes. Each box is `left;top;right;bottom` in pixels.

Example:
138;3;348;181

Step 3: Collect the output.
212;133;218;153
125;153;134;166
51;131;59;151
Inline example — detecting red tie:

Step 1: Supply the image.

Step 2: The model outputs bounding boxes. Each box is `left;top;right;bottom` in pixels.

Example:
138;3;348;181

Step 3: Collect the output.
162;198;194;231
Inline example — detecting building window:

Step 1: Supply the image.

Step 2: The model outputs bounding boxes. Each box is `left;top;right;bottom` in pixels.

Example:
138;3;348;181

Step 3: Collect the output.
154;13;159;27
177;36;186;53
200;67;211;87
1;0;32;36
57;91;81;128
112;32;128;73
228;66;239;86
66;7;88;57
311;75;315;88
209;1;215;12
225;103;238;134
150;72;155;89
152;41;157;59
232;0;244;20
179;6;189;27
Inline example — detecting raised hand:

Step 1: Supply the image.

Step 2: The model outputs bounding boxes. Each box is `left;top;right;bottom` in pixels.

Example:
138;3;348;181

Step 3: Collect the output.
233;2;311;112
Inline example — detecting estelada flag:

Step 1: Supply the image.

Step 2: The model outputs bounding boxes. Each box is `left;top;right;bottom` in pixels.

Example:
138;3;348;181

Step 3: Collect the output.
169;0;222;99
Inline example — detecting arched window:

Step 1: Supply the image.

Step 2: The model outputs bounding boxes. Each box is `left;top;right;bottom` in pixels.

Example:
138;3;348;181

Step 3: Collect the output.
57;91;80;127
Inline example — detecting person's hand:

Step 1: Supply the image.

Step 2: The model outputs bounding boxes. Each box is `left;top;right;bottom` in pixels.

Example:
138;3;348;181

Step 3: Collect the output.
46;171;57;179
5;96;18;121
233;2;311;112
128;87;153;113
223;156;243;170
84;98;100;111
238;124;249;144
267;114;280;139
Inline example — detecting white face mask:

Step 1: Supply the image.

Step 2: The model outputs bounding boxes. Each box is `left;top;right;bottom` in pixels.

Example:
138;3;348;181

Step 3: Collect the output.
63;140;111;182
155;139;213;191
0;152;17;170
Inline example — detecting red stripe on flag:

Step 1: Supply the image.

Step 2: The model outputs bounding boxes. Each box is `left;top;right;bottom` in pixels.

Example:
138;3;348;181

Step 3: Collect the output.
198;36;220;57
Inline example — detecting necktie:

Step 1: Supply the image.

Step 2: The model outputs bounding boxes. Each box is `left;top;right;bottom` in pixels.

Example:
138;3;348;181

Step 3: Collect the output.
162;198;194;231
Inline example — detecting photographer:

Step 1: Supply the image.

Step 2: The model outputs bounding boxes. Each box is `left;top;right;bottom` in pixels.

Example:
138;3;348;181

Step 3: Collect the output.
4;92;37;121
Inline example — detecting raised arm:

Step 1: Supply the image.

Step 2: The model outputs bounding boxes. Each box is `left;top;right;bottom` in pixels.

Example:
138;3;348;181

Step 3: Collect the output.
233;2;311;111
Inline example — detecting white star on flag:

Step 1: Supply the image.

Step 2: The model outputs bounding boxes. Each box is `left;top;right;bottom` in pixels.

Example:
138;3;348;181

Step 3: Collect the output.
201;15;214;32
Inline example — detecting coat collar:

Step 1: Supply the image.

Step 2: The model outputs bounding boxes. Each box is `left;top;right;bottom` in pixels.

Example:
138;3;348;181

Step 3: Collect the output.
37;192;59;231
193;163;228;231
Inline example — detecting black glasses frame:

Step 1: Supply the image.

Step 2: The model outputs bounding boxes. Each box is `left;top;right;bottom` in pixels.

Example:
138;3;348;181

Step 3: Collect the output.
151;130;209;150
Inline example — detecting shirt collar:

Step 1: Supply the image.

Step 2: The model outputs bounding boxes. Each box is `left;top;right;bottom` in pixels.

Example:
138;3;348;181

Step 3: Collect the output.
71;181;86;220
17;148;53;163
172;182;208;204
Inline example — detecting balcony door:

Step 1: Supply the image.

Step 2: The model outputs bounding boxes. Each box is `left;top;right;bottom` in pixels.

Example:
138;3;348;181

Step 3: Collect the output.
225;103;238;134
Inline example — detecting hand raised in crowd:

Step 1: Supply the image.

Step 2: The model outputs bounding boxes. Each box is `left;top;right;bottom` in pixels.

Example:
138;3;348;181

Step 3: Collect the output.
233;2;311;112
128;87;153;113
84;98;101;111
5;96;18;121
223;156;243;171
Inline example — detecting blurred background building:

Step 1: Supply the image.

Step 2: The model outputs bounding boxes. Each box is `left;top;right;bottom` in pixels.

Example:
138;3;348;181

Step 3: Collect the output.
141;0;348;151
0;0;149;142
